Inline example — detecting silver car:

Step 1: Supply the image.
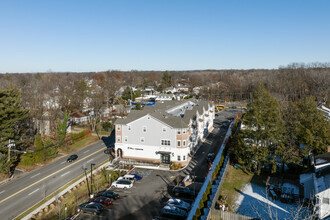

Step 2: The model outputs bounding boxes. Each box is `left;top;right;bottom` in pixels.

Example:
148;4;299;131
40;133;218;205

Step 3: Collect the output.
166;198;191;212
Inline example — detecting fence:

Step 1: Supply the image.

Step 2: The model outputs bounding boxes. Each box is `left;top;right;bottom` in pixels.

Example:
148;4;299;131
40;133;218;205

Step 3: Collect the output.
207;209;257;220
210;156;230;209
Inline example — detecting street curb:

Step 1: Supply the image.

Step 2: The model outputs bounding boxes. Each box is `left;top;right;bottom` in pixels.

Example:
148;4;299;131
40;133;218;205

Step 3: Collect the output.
20;161;110;220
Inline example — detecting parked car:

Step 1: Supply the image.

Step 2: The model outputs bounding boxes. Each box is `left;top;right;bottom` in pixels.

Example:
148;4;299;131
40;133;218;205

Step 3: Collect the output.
67;154;78;163
131;173;143;180
117;174;136;182
172;186;195;198
90;196;113;206
166;198;191;212
96;190;119;199
111;180;133;189
207;153;215;163
77;202;104;215
160;205;187;219
104;145;114;154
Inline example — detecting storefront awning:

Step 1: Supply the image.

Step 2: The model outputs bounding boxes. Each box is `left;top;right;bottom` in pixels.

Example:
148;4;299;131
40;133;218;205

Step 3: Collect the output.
156;151;171;155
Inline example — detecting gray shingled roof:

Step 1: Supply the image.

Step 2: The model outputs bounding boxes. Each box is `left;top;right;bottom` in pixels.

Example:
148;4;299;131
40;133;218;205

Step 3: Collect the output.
115;99;212;129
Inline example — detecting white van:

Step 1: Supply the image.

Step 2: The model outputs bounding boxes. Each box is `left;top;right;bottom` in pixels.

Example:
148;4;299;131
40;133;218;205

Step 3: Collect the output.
117;174;135;182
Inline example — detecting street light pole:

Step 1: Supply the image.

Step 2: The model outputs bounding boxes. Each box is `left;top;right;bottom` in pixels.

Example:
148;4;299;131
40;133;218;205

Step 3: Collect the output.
83;168;90;197
90;163;96;198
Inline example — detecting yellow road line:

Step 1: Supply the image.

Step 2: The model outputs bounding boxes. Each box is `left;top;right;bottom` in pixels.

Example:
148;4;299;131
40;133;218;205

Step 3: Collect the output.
0;148;105;205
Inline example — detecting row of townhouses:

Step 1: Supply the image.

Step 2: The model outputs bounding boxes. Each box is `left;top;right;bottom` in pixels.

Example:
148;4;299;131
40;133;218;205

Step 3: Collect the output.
114;100;215;166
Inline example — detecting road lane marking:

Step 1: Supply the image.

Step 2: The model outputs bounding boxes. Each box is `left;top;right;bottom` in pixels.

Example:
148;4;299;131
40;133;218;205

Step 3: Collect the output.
84;150;90;153
61;171;70;177
86;159;94;163
0;190;5;195
0;147;105;205
28;188;39;196
30;173;40;179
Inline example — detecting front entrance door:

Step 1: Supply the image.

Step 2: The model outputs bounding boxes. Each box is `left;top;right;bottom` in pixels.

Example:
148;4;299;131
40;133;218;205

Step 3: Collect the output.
161;154;170;164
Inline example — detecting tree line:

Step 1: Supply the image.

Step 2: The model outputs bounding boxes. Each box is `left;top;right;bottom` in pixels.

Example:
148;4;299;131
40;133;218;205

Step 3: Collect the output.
230;84;330;174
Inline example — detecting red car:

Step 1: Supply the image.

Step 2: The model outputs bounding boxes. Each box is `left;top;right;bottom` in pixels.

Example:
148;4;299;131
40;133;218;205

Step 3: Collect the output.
91;196;113;206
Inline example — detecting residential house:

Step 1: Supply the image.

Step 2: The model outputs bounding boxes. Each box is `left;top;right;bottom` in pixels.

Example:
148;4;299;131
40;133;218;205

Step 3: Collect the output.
71;111;90;125
114;100;214;166
300;152;330;219
156;94;175;101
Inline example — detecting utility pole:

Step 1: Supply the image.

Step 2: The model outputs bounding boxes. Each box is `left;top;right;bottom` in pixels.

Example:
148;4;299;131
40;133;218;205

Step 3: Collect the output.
90;163;96;198
8;139;15;162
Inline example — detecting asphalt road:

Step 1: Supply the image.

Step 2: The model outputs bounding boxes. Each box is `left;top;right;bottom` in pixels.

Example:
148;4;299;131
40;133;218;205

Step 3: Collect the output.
0;139;111;220
77;108;241;220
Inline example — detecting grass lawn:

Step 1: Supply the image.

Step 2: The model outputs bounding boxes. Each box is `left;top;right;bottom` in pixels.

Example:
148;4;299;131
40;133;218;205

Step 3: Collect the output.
92;130;111;136
219;165;265;211
61;136;99;153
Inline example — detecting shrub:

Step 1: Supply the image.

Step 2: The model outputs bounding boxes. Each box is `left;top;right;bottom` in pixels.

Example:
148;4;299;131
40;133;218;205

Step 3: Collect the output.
19;152;35;166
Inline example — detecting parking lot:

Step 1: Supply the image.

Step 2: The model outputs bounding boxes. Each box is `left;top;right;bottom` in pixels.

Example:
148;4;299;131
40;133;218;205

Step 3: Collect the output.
77;108;242;220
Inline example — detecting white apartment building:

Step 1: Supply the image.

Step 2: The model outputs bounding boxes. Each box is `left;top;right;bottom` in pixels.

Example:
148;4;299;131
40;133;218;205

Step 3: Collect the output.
114;100;215;166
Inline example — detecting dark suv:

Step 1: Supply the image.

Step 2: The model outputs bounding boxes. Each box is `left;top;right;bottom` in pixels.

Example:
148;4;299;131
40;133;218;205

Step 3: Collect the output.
67;154;78;162
172;187;195;198
78;202;104;215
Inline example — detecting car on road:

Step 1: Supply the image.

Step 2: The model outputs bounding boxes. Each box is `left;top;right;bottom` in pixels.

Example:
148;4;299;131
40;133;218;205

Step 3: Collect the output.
77;202;104;215
111;180;133;189
166;198;191;212
90;196;113;206
67;154;78;162
96;190;120;199
172;186;195;198
160;205;187;219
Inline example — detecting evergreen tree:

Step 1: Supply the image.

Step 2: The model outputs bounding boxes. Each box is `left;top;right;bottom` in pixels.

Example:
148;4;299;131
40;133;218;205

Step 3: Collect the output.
162;71;172;88
122;86;134;101
56;112;70;145
34;133;44;163
295;97;330;156
242;84;285;173
0;88;29;174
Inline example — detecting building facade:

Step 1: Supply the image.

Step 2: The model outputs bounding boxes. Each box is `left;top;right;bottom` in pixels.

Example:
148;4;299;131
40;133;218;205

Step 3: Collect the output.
114;100;214;166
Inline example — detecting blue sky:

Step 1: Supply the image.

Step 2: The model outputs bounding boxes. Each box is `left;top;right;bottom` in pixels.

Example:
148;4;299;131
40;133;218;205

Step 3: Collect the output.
0;0;329;72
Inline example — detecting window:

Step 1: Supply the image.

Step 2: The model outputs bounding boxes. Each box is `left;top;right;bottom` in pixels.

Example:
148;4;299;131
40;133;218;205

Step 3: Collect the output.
125;136;128;142
177;129;181;135
161;140;170;146
163;127;166;132
183;140;186;146
177;141;181;147
143;126;147;132
117;125;121;131
117;136;121;142
147;116;150;120
177;156;181;161
128;126;131;131
183;129;186;134
183;156;186;160
323;198;330;204
140;137;145;143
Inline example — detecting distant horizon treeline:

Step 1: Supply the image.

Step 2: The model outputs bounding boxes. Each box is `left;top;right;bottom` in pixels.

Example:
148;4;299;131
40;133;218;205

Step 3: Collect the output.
0;62;329;109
